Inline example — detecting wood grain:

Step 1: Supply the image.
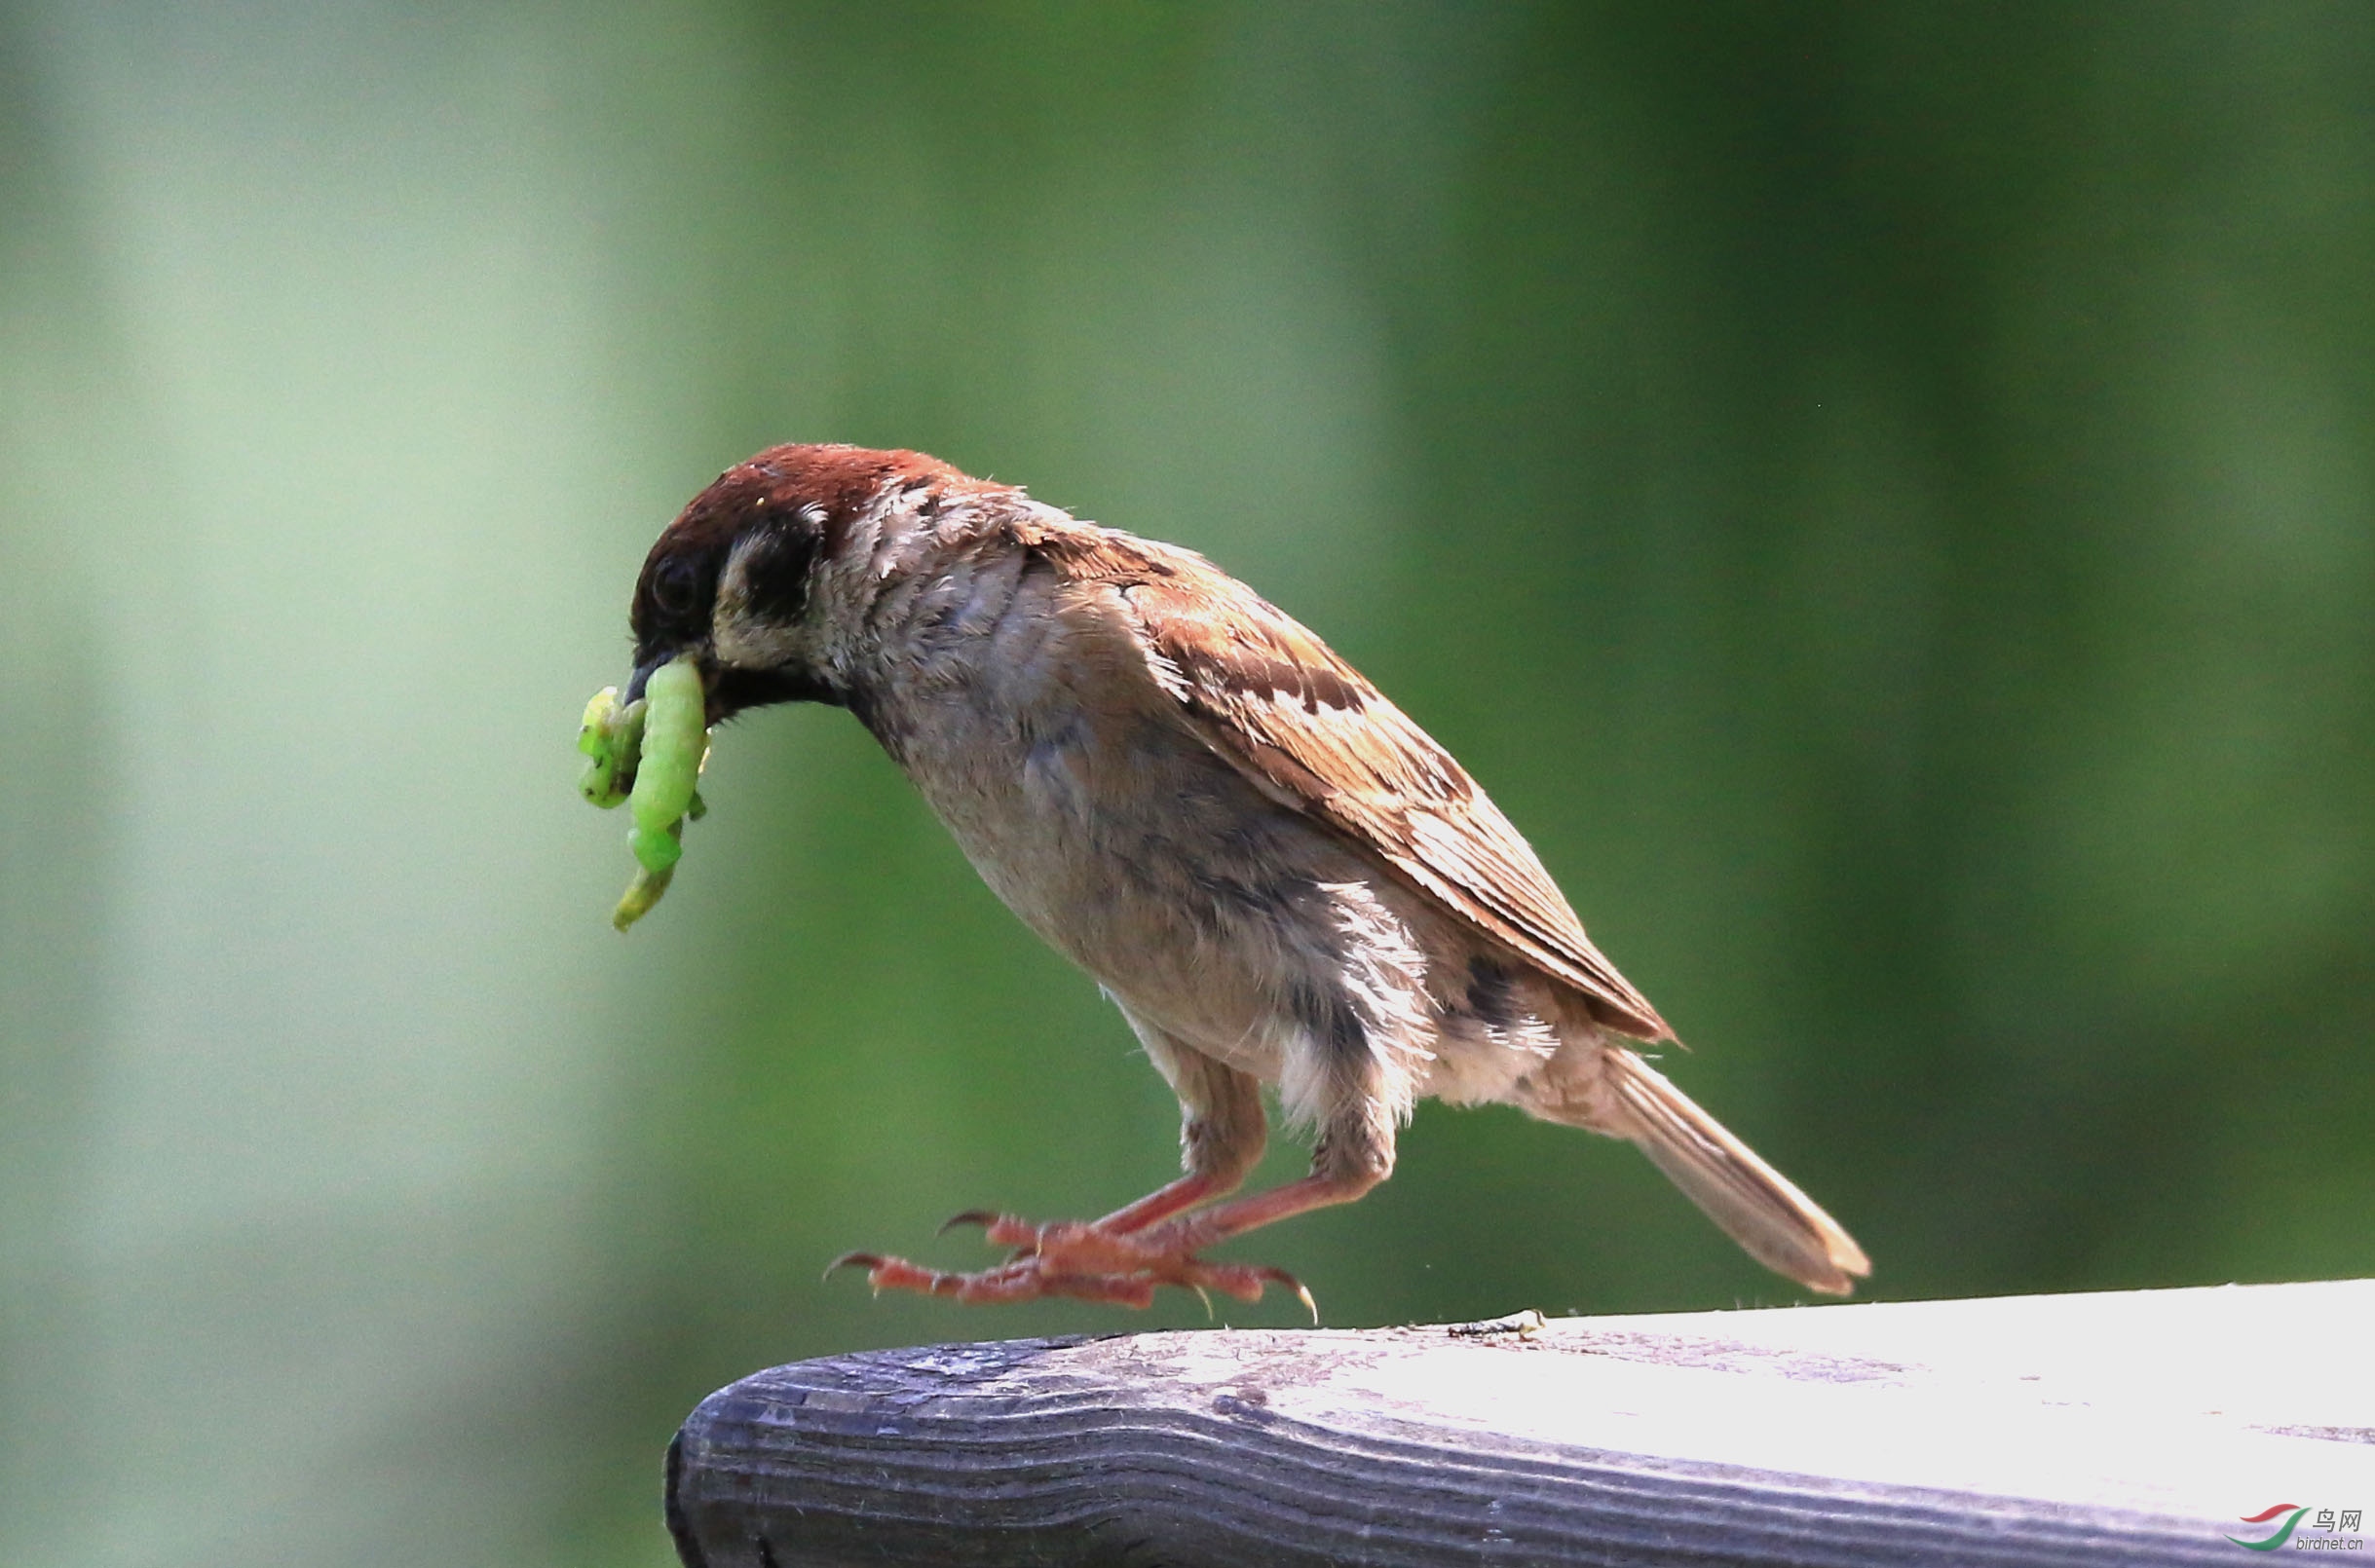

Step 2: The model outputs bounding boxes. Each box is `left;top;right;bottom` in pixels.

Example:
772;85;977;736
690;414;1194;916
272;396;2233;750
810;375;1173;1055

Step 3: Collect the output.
668;1280;2375;1566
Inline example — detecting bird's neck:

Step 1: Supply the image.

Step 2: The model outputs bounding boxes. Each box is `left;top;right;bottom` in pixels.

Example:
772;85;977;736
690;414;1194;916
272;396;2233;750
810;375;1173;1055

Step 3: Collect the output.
824;492;1058;760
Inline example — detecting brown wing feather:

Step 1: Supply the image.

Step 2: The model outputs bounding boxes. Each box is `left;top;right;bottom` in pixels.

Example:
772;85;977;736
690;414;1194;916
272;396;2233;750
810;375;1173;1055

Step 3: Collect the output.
1017;517;1670;1040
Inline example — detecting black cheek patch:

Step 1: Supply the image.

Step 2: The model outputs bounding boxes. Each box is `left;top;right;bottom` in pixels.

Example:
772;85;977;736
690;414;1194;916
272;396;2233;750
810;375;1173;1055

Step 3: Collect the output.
739;521;818;625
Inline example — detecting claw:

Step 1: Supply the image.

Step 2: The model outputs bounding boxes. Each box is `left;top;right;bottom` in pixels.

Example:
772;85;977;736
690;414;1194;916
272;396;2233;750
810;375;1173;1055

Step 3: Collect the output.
1260;1266;1319;1325
937;1209;999;1236
825;1251;885;1281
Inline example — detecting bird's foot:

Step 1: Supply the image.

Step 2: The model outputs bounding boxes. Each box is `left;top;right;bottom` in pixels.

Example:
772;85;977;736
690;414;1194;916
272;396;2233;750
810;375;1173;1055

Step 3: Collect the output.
828;1213;1314;1318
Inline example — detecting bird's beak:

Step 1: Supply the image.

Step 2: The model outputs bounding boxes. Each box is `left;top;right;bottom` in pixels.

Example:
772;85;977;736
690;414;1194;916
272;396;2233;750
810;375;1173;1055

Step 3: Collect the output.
624;650;701;705
626;650;722;726
622;655;667;707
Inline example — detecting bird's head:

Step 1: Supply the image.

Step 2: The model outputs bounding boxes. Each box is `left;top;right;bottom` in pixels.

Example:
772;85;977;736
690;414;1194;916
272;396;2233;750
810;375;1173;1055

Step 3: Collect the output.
622;443;975;723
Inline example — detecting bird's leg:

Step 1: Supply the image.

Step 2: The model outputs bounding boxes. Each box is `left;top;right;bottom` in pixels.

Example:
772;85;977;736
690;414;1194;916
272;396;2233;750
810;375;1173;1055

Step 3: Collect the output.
832;1172;1241;1310
836;1056;1397;1317
1096;1170;1230;1233
972;1037;1269;1238
837;1172;1364;1313
836;1043;1325;1309
999;1118;1391;1296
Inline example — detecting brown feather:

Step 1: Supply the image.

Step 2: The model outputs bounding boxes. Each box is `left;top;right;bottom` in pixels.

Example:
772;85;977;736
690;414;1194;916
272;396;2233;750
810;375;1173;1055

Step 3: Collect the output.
1011;516;1672;1040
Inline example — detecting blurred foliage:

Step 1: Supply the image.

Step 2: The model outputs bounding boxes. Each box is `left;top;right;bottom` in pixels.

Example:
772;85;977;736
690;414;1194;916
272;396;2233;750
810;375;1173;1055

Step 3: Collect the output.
4;3;2372;1564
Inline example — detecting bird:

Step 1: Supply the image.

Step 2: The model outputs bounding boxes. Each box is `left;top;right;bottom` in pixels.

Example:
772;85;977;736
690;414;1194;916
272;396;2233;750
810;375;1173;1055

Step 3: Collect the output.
614;442;1870;1311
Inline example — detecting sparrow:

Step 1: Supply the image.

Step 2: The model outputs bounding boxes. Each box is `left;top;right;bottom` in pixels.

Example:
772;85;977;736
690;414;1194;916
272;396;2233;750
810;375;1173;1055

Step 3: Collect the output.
619;443;1870;1310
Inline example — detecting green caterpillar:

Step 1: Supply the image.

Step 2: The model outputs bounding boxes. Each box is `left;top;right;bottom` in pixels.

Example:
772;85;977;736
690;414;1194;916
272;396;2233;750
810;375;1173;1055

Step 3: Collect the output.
578;654;708;930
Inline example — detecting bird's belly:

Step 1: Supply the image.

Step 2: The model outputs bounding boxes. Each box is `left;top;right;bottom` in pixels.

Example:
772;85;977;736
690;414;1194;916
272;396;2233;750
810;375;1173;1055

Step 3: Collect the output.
892;701;1328;1076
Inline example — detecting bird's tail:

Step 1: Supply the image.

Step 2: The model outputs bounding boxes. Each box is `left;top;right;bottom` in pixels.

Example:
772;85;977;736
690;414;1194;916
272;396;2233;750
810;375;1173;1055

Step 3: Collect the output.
1597;1049;1870;1295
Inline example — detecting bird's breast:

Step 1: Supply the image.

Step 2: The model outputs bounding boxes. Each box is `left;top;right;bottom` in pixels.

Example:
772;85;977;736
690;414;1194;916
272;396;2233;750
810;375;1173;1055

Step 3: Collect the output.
873;679;1346;1071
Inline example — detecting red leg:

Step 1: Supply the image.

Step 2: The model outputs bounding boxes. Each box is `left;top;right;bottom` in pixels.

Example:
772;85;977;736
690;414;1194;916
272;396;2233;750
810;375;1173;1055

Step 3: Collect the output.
1096;1170;1230;1234
835;1154;1387;1320
830;1037;1391;1317
988;1165;1378;1277
833;1231;1306;1312
938;1167;1228;1248
1124;1166;1384;1251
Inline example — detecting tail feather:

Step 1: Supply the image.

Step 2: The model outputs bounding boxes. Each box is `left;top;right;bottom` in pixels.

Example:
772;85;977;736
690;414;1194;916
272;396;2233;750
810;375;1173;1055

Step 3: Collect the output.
1602;1050;1870;1295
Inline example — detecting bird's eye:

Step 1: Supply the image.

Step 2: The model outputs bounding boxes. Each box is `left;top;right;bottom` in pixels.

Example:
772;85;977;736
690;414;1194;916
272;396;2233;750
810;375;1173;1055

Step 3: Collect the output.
651;555;702;620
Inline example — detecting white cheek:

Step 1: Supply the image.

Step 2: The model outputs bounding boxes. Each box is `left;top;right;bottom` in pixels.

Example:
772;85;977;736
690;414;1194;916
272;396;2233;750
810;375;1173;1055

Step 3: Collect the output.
711;614;811;671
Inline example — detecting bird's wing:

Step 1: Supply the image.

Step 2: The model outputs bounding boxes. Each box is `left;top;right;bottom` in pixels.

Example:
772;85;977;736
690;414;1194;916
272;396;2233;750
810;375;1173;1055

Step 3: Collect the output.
1018;517;1670;1039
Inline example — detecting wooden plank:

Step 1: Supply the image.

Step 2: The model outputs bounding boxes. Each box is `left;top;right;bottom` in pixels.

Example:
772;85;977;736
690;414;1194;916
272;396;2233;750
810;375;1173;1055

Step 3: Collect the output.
667;1279;2375;1566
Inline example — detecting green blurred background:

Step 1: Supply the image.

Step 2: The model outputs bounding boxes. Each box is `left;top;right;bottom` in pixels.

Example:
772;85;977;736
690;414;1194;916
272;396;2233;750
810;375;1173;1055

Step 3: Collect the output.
4;2;2371;1562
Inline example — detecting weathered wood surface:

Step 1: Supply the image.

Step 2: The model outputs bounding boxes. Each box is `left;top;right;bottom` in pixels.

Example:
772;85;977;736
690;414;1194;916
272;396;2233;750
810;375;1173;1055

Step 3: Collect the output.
668;1279;2375;1566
